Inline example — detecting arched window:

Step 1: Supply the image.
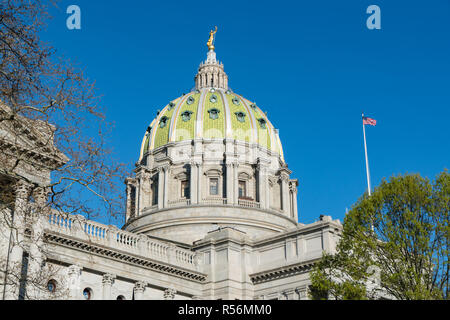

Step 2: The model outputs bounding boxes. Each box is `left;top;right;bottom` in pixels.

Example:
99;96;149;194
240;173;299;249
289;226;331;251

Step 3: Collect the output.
47;279;57;293
83;288;93;300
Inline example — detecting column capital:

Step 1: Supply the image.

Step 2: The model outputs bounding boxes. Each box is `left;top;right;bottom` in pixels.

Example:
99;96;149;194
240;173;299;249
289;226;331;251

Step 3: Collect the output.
125;177;137;186
102;273;116;285
277;292;288;300
67;264;82;276
134;281;147;293
164;287;177;300
280;173;290;183
190;161;201;168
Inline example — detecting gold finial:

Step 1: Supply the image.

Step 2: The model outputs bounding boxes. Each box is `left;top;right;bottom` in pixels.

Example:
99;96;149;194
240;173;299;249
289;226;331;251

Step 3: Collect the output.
207;26;217;51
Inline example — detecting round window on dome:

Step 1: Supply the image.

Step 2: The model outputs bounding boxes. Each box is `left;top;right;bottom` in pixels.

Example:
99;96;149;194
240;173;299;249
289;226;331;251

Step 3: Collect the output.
250;103;257;110
232;97;240;105
235;111;246;123
168;102;175;110
209;94;218;103
187;96;195;105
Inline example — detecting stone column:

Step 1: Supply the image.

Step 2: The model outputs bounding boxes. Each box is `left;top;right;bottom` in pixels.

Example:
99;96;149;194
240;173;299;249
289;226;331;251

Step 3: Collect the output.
225;163;233;205
139;171;151;215
157;167;164;210
295;286;308;300
163;165;170;208
3;181;30;300
27;187;49;298
164;287;176;300
280;174;291;216
257;164;268;209
125;178;137;221
102;273;116;300
190;162;198;204
67;265;82;300
290;181;298;220
197;162;202;203
233;162;239;205
133;281;146;300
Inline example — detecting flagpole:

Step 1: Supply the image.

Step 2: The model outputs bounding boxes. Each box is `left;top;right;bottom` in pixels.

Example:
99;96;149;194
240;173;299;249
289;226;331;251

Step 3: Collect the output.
362;113;372;196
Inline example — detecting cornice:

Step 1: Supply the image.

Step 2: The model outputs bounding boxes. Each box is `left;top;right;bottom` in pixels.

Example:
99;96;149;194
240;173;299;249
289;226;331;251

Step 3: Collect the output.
44;231;207;283
249;258;319;284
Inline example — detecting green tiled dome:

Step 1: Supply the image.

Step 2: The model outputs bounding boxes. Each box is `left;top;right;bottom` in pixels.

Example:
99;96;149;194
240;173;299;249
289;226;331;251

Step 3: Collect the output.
139;88;284;160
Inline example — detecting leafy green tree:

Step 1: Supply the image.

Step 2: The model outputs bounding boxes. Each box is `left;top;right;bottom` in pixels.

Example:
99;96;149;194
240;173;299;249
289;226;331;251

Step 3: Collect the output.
310;170;449;300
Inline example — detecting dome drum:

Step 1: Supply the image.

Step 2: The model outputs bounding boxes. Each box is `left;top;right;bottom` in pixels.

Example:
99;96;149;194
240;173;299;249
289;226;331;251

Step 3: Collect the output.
124;47;299;244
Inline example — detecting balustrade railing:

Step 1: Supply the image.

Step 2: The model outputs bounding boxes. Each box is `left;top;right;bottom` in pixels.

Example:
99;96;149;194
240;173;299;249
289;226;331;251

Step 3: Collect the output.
142;197;269;212
238;199;260;208
168;198;191;207
201;197;227;205
45;212;201;271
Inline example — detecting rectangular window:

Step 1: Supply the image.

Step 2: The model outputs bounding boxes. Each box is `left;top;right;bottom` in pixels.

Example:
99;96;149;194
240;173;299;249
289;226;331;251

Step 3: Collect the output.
152;181;158;205
181;180;189;198
210;178;218;196
238;180;246;198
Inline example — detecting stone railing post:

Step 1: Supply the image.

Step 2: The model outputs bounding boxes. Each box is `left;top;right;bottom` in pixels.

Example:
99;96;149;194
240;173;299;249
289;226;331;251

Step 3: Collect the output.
167;244;176;264
72;215;86;238
137;234;148;256
107;225;119;248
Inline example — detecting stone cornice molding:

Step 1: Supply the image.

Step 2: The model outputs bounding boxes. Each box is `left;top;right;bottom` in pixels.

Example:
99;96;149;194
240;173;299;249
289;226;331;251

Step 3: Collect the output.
249;259;318;284
44;231;207;283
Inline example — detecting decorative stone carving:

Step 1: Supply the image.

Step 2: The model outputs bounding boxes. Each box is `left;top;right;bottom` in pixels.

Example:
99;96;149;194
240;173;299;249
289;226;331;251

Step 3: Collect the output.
102;273;116;285
164;287;177;300
133;281;147;300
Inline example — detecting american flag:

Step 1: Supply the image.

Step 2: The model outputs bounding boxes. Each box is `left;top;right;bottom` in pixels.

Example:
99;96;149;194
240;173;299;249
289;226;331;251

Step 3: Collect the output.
363;116;377;126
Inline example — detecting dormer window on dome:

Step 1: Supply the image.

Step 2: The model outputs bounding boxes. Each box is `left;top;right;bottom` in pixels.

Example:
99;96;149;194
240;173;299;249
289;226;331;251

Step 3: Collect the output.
168;102;175;110
209;94;218;103
181;110;193;122
257;118;267;129
187;96;195;105
159;116;169;128
232;97;240;105
235;111;246;123
208;108;220;120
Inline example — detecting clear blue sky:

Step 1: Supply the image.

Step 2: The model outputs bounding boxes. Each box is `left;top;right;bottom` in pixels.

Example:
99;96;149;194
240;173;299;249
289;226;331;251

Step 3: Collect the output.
43;0;449;226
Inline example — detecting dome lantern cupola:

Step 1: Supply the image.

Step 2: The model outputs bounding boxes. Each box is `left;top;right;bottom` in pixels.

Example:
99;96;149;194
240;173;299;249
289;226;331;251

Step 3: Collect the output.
195;27;228;90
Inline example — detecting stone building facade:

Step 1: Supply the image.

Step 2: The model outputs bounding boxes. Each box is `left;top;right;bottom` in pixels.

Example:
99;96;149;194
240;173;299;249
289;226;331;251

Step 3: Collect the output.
0;44;342;300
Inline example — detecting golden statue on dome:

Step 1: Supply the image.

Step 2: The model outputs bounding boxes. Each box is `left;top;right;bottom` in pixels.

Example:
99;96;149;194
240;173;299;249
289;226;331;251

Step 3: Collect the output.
207;26;217;51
